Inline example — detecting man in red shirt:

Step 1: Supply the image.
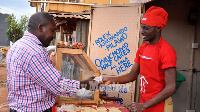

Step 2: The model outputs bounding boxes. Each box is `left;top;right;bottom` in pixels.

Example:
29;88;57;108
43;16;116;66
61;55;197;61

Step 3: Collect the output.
102;6;177;112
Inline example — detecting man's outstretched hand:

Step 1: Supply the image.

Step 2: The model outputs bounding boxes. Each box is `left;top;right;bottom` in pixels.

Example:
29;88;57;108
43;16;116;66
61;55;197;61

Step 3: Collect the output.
101;77;113;86
80;76;99;91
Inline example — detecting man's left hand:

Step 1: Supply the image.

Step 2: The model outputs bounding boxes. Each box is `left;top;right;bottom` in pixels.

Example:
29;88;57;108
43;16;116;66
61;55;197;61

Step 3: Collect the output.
127;102;146;112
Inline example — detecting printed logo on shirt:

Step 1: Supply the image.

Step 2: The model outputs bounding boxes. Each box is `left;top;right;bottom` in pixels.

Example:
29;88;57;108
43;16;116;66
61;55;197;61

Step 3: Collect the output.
142;18;147;21
140;75;149;93
139;54;153;60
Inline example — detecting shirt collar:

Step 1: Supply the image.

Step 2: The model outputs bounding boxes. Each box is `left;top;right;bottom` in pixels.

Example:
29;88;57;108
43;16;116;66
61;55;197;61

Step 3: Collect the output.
148;37;163;46
24;32;43;46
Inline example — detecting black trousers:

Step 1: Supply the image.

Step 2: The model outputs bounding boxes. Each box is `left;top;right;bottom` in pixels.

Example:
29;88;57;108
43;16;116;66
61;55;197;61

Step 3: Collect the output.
10;107;52;112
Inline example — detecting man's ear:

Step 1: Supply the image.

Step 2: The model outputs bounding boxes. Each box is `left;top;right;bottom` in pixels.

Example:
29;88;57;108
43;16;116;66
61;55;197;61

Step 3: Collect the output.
38;24;43;32
156;27;161;32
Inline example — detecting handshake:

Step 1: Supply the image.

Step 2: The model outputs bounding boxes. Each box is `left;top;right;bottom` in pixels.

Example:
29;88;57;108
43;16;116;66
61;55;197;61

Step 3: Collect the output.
79;75;113;91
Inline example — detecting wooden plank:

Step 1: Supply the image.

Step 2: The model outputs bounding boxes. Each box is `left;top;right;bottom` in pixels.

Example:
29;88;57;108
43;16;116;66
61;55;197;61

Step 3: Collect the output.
28;1;95;6
111;0;130;4
94;90;100;104
56;101;82;107
47;4;91;13
63;4;91;12
91;3;142;8
49;3;58;11
135;4;144;103
60;48;83;54
55;47;63;104
44;3;50;12
60;26;64;41
57;3;64;12
85;0;110;5
55;48;63;72
87;19;92;55
94;72;100;77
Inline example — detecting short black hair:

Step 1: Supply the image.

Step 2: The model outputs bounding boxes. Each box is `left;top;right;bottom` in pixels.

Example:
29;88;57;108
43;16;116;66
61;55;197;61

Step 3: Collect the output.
28;12;55;29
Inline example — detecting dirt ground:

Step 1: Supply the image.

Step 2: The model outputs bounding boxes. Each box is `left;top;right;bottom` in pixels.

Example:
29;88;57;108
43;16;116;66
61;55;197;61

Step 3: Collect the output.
0;57;9;112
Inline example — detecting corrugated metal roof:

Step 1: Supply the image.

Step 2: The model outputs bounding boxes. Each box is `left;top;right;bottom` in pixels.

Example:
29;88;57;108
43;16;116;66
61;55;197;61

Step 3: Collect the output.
49;12;91;19
130;0;154;3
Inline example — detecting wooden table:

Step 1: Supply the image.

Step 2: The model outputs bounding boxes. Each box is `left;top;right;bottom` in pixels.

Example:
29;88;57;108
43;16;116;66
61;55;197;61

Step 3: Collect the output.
52;101;129;112
99;101;129;112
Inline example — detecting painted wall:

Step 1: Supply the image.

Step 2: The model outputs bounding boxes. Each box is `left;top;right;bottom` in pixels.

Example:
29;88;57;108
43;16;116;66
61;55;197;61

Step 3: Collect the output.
0;13;9;46
146;0;200;111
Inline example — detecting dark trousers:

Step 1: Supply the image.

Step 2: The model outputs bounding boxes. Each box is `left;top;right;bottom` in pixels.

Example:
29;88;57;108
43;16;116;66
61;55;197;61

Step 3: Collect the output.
10;107;52;112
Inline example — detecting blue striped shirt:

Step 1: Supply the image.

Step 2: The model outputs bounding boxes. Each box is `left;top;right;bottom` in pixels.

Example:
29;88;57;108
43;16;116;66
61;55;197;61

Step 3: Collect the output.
6;32;80;111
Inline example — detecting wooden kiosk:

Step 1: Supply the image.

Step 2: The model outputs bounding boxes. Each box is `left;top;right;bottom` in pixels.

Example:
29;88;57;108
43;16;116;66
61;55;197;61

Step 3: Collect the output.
54;44;100;106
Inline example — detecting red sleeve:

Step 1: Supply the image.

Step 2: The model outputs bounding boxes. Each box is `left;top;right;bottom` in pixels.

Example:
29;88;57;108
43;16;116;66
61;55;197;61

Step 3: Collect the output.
134;43;148;64
160;45;177;69
134;48;141;64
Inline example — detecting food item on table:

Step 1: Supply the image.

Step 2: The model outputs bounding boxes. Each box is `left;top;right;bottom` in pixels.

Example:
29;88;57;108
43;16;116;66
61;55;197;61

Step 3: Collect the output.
99;98;106;104
78;42;83;46
73;42;78;47
57;104;80;112
64;42;68;46
92;105;97;108
109;109;121;112
80;107;96;112
97;110;107;112
108;107;121;112
76;88;94;99
108;107;119;110
96;107;107;112
59;41;64;46
78;42;84;48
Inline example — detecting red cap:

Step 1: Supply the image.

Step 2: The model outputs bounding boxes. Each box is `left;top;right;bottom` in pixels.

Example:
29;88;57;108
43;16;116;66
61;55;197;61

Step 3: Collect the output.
141;6;168;30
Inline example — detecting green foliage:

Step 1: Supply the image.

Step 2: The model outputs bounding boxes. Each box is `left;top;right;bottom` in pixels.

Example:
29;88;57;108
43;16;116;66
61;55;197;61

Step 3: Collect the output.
5;14;28;43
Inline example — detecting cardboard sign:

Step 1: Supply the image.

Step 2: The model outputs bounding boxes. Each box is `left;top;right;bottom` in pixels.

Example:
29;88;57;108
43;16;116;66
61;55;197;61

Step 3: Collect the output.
88;4;141;106
89;4;141;76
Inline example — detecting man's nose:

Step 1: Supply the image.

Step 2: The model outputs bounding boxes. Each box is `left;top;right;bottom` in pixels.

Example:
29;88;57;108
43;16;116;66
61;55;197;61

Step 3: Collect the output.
140;29;145;34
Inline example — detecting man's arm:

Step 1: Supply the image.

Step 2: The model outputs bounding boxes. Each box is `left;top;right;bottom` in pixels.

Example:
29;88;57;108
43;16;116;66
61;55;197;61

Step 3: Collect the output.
102;62;140;85
128;67;177;111
80;76;97;90
28;53;81;96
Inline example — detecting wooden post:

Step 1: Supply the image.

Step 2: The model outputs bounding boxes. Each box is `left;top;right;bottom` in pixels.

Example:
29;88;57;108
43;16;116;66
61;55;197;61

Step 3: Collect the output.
135;4;145;103
60;26;64;41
